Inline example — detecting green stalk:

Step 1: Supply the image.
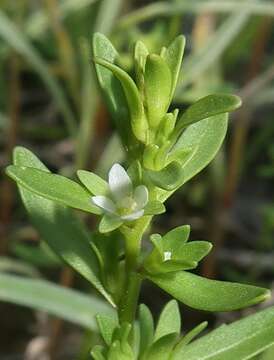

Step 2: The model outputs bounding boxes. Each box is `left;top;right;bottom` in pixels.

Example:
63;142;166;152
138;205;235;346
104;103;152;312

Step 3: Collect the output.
118;217;151;324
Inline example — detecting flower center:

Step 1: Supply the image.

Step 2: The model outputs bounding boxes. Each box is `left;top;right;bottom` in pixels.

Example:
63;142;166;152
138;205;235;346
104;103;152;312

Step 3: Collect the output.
118;196;137;215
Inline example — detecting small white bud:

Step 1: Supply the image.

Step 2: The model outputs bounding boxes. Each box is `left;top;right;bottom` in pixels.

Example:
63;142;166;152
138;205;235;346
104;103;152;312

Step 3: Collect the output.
164;251;172;261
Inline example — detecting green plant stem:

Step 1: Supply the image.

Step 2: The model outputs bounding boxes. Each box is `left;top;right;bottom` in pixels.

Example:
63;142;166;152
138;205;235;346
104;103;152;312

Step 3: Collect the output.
118;217;151;324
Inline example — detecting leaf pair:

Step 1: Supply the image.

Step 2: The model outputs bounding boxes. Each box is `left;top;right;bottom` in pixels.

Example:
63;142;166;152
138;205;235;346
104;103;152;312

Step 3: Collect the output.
144;224;269;312
138;300;206;360
144;225;211;274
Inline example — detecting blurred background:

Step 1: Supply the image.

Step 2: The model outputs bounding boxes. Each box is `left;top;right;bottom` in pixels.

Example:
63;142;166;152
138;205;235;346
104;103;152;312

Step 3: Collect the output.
1;0;274;359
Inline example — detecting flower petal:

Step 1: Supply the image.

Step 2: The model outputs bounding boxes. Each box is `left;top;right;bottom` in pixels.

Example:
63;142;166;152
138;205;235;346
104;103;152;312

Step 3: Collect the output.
133;185;149;210
121;209;144;221
91;196;117;214
108;163;132;201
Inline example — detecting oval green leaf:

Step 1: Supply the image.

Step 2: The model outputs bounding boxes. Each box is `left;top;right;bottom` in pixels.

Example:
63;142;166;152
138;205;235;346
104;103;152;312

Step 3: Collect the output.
154;300;181;341
148;271;270;311
6;165;100;214
175;94;241;134
162;113;228;199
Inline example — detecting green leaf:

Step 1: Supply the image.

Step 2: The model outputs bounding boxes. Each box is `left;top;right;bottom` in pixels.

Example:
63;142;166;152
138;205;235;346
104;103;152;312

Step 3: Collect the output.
144;54;172;128
146;333;177;360
144;227;211;274
177;241;212;264
77;170;109;195
261;344;274;360
144;201;165;215
0;273;113;330
93;56;148;143
144;228;201;274
127;160;142;186
96;313;118;346
134;40;149;90
6;165;100;215
154;300;180;341
99;215;122;233
0;10;76;136
164;225;190;245
162;114;228;197
139;304;154;357
162;35;185;100
92;33;131;148
148;271;270;311
146;161;183;191
12;146;113;306
173;321;208;354
175;94;241;134
174;306;274;360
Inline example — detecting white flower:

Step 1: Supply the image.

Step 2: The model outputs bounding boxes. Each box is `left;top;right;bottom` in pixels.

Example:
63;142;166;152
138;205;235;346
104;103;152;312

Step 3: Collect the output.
163;251;172;261
91;163;149;221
